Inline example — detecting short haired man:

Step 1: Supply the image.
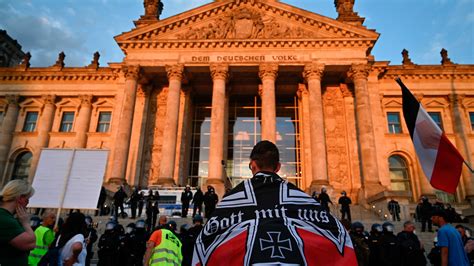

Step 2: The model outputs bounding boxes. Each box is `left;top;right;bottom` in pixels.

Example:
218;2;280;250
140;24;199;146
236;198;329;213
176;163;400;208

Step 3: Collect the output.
28;211;56;266
432;209;469;266
192;141;357;265
397;221;426;266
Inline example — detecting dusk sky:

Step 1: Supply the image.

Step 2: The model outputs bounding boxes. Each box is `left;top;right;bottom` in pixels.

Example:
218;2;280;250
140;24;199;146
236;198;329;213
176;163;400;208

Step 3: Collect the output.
0;0;472;67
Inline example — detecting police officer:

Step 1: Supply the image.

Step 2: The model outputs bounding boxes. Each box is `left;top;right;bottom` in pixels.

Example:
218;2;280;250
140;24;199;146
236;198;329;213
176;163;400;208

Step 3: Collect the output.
179;224;193;266
368;223;383;266
181;185;193;218
129;219;148;266
192;188;204;217
98;220;120;266
85;215;98;266
143;220;183;266
338;191;352;222
203;186;218;218
28;211;56;266
118;223;135;266
380;222;402;266
350;222;370;266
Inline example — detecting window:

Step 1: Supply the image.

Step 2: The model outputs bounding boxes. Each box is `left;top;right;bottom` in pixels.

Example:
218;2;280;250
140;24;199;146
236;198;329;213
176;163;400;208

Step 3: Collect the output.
22;112;38;132
11;152;32;180
389;155;411;192
428;112;443;130
470;112;474;131
387;112;402;134
59;112;75;132
96;112;111;132
0;111;4;125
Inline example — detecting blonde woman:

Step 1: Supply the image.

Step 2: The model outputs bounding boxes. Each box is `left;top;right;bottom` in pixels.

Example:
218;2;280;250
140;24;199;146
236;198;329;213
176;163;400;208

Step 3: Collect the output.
0;179;36;266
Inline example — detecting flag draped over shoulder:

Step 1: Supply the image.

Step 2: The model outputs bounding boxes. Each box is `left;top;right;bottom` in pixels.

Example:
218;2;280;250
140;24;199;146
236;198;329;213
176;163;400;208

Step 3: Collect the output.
396;78;464;194
192;172;357;266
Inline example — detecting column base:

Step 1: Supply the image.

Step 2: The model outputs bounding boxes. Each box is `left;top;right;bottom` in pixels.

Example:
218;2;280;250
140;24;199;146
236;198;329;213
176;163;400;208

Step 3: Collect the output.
153;178;176;187
206;178;226;199
361;181;386;204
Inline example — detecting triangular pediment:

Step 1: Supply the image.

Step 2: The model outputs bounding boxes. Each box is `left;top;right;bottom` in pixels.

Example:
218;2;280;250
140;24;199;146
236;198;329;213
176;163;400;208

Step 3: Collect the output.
115;0;379;51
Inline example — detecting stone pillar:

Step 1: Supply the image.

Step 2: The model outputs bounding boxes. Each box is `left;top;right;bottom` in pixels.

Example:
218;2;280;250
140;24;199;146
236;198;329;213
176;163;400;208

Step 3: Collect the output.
29;94;56;181
75;95;93;148
207;64;229;197
348;64;384;197
450;94;474;199
156;64;184;186
258;63;278;143
303;63;329;189
109;65;140;184
0;95;20;182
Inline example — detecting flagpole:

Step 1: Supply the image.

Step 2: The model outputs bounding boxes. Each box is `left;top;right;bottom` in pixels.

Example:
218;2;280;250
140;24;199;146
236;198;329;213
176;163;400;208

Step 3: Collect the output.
464;161;474;173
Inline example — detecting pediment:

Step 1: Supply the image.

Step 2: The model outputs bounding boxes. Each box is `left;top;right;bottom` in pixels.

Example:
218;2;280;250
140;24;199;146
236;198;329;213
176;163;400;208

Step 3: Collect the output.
424;99;448;108
383;99;403;108
115;0;378;50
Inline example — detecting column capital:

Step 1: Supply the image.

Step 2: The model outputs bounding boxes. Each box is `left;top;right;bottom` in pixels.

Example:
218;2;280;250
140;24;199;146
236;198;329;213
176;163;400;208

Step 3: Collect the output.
5;94;20;105
123;65;141;80
41;94;56;105
210;63;229;81
79;94;93;106
165;64;185;81
303;62;325;81
348;64;370;81
259;63;279;81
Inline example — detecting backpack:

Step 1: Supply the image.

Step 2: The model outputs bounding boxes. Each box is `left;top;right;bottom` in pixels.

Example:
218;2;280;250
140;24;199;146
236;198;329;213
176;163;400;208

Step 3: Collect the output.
38;236;61;266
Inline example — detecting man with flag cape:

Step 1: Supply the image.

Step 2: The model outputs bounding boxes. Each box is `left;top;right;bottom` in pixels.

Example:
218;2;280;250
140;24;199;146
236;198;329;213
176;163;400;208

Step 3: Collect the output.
192;141;357;265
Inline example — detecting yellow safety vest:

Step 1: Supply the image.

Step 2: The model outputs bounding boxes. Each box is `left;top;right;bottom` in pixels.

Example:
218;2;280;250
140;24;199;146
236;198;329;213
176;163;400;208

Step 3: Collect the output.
28;225;53;266
149;229;183;266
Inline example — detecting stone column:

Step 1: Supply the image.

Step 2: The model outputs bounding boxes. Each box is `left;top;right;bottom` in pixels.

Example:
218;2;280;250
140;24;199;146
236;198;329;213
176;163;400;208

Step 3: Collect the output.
348;64;384;197
157;64;184;186
207;64;229;196
29;94;57;181
75;95;93;148
0;95;20;182
450;94;474;199
258;63;278;143
303;63;329;189
109;65;140;184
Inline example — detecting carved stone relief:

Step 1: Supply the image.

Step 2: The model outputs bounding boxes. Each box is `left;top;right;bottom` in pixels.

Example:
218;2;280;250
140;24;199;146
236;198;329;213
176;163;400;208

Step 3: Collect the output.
323;87;351;189
177;7;316;40
142;88;168;185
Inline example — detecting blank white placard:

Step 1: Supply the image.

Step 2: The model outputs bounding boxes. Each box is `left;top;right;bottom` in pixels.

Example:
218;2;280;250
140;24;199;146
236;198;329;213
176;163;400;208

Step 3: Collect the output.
29;149;108;210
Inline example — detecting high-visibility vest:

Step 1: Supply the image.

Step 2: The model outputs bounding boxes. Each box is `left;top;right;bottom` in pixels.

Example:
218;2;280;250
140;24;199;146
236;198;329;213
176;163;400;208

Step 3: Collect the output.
28;225;53;266
149;229;183;266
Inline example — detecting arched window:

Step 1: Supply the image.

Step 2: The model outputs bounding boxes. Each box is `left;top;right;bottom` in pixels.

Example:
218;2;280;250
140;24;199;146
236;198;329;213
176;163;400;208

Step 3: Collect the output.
389;155;411;192
11;152;32;180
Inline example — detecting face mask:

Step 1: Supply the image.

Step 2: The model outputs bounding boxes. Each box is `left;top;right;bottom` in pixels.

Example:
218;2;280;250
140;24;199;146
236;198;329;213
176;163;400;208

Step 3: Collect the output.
126;227;134;234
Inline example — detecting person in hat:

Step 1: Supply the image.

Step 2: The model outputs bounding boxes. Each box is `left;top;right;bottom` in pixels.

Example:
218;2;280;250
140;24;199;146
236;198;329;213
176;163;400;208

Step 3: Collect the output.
432;209;470;266
338;191;352;222
181;185;193;218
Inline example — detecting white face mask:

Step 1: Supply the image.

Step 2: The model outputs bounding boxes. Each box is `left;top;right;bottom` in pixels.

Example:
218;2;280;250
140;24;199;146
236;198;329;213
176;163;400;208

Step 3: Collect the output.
126;227;134;234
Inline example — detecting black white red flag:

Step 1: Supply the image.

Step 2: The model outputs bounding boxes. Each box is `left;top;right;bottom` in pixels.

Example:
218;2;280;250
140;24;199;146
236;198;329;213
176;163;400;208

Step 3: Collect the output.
192;172;357;265
396;78;464;194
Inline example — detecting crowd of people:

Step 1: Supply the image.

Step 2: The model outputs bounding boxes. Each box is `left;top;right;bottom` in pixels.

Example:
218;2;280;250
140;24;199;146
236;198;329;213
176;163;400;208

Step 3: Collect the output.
1;141;474;266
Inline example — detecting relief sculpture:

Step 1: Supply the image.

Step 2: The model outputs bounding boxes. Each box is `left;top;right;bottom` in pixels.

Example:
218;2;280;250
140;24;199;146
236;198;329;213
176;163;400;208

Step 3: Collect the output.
177;7;315;40
323;87;351;190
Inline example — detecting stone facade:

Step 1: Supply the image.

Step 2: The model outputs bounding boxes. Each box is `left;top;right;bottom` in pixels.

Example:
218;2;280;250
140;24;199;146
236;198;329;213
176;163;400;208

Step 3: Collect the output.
0;30;26;67
0;0;473;208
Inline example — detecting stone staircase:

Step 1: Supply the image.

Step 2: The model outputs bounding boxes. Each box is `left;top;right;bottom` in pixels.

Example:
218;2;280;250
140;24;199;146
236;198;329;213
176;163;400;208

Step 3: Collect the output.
81;205;470;265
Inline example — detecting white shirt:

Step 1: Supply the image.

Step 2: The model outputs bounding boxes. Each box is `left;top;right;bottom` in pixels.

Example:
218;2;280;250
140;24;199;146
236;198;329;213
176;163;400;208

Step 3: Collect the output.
58;234;87;266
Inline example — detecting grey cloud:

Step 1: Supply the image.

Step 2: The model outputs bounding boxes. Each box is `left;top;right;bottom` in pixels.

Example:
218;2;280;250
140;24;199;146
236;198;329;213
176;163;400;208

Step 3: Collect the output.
0;2;89;67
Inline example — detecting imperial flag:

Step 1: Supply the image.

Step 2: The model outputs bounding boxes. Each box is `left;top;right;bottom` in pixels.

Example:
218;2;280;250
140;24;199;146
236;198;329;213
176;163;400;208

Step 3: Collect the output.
192;172;357;265
396;78;464;194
